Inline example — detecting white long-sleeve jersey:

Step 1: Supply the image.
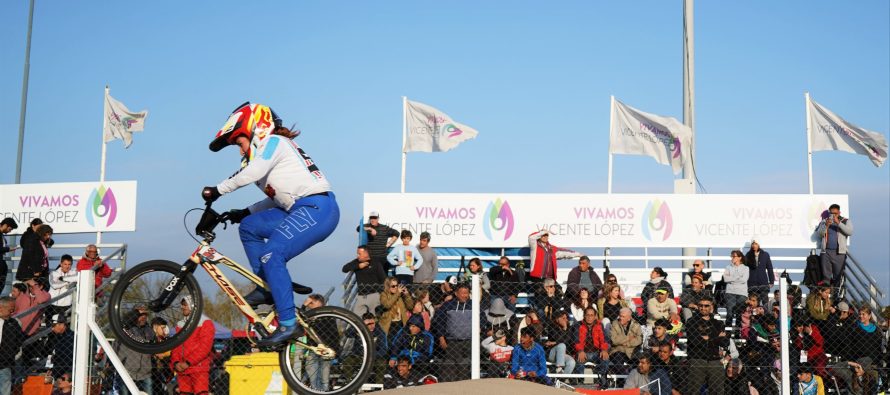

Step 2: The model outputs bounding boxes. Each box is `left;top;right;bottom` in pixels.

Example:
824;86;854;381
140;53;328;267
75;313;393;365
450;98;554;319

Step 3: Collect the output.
217;134;331;212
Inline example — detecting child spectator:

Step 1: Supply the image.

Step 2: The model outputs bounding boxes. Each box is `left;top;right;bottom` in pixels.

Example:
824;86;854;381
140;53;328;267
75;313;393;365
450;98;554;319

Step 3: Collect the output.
387;230;424;285
511;327;550;385
481;329;514;377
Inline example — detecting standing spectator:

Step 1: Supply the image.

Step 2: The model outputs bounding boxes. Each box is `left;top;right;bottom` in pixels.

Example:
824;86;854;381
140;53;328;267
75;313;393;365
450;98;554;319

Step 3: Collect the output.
170;297;215;395
745;240;775;305
624;354;671;395
388;230;424;285
652;343;685;395
47;254;78;325
488;256;520;309
511;327;551;385
388;315;434;374
379;277;414;335
358;211;400;275
682;259;712;289
413;232;438;284
383;357;424;389
570;287;595;323
76;244;113;293
543;310;576;374
812;203;853;288
566;256;603;298
0;296;24;395
429;276;456;309
527;230;581;281
641;267;673;309
574;306;610;388
15;278;50;336
723;250;750;325
609;307;643;369
342;245;385;316
432;283;481;382
114;306;154;394
0;218;18;295
685;296;728;394
17;223;53;282
680;274;712;321
646;288;678;327
44;314;74;380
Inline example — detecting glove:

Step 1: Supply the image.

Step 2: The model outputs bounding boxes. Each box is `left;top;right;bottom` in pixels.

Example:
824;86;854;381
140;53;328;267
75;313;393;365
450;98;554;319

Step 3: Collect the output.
222;208;250;224
202;186;221;202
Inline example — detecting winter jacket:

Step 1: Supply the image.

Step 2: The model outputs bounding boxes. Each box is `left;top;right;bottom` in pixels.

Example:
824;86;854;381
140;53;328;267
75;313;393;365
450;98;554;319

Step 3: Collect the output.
685;316;729;361
805;294;832;322
609;319;643;358
640;277;674;308
812;216;853;254
76;257;113;289
170;316;215;373
574;321;609;354
848;321;882;362
379;290;414;335
15;287;50;335
723;263;750;297
388;243;424;277
745;249;775;288
48;266;78;307
511;342;548;378
566;266;603;296
17;236;49;281
116;324;155;380
0;317;24;368
341;258;385;295
388;327;434;364
527;230;581;279
487;266;520;297
646;297;678;326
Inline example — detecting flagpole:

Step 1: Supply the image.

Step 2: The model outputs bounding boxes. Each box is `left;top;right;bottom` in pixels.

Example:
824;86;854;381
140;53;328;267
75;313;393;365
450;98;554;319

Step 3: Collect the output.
681;0;697;269
608;96;615;194
98;85;109;245
401;96;408;193
805;92;814;194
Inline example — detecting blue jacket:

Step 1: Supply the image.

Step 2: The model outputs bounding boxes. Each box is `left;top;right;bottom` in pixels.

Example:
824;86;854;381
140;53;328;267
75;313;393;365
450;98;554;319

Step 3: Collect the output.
389;327;434;364
745;249;775;287
511;342;548;378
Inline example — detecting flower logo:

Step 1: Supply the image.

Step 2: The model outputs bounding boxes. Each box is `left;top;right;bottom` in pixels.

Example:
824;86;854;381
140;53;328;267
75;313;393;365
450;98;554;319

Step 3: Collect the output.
444;124;463;138
483;198;514;241
672;138;682;159
642;199;673;241
85;185;118;227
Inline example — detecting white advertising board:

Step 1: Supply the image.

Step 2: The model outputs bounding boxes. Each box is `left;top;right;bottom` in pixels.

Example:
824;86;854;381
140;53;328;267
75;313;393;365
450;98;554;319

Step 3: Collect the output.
364;193;848;248
1;181;137;234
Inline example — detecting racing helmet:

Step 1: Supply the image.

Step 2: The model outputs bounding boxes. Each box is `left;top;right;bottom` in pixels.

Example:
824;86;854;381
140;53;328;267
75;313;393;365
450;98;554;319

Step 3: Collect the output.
209;102;282;152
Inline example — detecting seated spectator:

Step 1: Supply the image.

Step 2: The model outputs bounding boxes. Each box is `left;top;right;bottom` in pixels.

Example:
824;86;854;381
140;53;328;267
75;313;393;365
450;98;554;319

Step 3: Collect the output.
566;256;603;298
383;356;424;389
574;306;610;388
462;257;490;293
823;301;854;359
408;298;432;331
597;282;630;325
533;278;567;329
45;314;74;380
15;277;50;336
602;273;627;300
840;305;882;368
47;254;78;326
379;277;414;335
805;283;834;331
76;244;113;296
516;310;544;345
682;259;712;289
485;297;517;338
624;354;671;395
481;329;514;377
543;310;576;374
609;307;642;369
680;274;712;321
646;319;676;351
430;276;456;309
511;327;551;385
389;315;434;374
792;315;827;378
646;287;678;327
569;287;595;323
738;293;765;339
51;372;72;395
796;362;825;395
342;313;388;384
342;245;385;316
387;230;424;285
724;358;754;395
652;343;685;394
641;267;673;309
488;256;521;308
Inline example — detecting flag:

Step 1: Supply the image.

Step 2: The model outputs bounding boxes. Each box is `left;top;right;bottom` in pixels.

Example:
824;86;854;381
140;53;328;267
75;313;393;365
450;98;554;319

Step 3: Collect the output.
404;99;479;152
808;97;888;167
104;91;148;148
609;98;693;174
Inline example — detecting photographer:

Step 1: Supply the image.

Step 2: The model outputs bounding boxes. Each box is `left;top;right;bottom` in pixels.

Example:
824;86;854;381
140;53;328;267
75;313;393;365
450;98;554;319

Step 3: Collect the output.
812;203;853;288
379;277;414;335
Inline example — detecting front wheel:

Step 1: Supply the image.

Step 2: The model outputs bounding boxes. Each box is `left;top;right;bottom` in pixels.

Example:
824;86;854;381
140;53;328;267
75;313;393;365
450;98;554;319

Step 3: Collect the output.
279;306;374;395
108;260;204;354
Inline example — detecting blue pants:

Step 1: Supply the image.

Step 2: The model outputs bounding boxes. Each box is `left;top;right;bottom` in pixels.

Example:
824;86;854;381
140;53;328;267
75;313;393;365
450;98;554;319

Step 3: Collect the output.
239;192;339;322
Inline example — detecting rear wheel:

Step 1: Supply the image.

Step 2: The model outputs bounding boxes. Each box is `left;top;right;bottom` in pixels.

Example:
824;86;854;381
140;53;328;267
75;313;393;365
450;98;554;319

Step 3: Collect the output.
279;306;374;395
108;260;203;354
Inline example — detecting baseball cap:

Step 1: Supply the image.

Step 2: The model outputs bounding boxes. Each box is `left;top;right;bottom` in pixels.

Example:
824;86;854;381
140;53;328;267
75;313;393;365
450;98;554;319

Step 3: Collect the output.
445;275;458;285
0;218;17;229
369;211;380;218
655;288;669;295
493;329;506;341
837;301;850;312
51;314;67;325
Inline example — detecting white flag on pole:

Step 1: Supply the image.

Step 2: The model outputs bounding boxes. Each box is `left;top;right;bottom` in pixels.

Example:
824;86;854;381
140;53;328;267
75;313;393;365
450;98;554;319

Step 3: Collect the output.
808;97;888;167
104;92;148;148
609;98;693;174
404;99;478;152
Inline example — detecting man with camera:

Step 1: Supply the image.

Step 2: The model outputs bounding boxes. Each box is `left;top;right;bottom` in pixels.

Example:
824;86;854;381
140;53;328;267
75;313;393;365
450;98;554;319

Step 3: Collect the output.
813;203;853;288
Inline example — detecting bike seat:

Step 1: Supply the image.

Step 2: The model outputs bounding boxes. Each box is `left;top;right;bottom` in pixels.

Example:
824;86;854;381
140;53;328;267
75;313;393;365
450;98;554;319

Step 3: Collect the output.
292;282;312;295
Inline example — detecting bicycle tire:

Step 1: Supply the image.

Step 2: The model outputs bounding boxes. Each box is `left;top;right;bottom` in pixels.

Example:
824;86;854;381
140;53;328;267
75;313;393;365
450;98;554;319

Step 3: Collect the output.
108;259;204;354
279;306;375;395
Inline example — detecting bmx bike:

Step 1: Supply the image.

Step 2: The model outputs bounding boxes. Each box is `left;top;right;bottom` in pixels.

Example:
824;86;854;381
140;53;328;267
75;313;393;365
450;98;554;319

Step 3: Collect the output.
107;202;374;395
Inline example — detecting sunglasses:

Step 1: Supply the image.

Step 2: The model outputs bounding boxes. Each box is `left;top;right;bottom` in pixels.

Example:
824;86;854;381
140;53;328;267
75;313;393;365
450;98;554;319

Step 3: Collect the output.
699;304;713;308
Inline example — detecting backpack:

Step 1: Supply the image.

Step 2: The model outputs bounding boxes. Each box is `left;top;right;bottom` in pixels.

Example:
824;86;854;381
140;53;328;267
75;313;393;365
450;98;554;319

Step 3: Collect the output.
802;254;823;287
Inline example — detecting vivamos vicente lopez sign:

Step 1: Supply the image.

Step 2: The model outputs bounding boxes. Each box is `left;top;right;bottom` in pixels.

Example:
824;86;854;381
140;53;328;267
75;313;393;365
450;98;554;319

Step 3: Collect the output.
0;181;137;234
364;193;848;248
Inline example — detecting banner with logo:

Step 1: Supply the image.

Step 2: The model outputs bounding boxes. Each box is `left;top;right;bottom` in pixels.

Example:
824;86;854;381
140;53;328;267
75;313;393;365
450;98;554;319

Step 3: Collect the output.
404;99;479;152
364;193;848;248
105;92;148;149
808;97;888;167
610;98;693;174
0;181;137;234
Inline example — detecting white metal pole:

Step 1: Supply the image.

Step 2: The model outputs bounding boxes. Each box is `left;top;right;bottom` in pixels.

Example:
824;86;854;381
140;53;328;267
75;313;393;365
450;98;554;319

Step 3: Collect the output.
98;86;109;245
681;0;697;269
608;96;615;194
471;274;481;379
401;96;408;194
779;278;791;395
72;270;94;395
805;92;814;194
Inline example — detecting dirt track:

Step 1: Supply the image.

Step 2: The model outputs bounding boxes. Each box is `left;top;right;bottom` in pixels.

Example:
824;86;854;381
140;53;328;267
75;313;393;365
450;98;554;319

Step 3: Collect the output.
376;378;573;394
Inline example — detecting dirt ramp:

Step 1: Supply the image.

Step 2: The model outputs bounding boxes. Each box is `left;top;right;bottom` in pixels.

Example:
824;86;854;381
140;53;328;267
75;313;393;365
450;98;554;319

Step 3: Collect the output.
377;378;572;394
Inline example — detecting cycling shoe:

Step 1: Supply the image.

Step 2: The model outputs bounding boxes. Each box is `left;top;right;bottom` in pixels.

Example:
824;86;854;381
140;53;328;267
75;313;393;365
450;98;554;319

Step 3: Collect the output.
256;325;302;348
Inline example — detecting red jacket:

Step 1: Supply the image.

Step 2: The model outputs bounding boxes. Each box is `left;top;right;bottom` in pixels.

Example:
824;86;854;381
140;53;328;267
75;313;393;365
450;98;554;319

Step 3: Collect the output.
574;321;609;354
76;257;113;288
171;317;215;372
528;231;580;279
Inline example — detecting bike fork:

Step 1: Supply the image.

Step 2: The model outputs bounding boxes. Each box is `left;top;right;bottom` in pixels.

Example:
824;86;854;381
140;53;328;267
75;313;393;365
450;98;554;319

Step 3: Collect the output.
150;259;199;312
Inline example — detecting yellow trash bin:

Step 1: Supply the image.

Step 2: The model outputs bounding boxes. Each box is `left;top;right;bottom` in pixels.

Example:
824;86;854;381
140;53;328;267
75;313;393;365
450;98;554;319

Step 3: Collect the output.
226;352;291;395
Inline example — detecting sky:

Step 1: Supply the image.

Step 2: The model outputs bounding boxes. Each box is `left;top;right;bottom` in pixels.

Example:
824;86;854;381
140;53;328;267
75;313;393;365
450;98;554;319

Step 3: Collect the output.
2;1;888;304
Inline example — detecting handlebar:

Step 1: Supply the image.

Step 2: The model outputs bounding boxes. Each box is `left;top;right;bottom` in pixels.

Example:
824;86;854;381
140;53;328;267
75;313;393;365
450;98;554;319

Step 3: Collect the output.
195;201;227;240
